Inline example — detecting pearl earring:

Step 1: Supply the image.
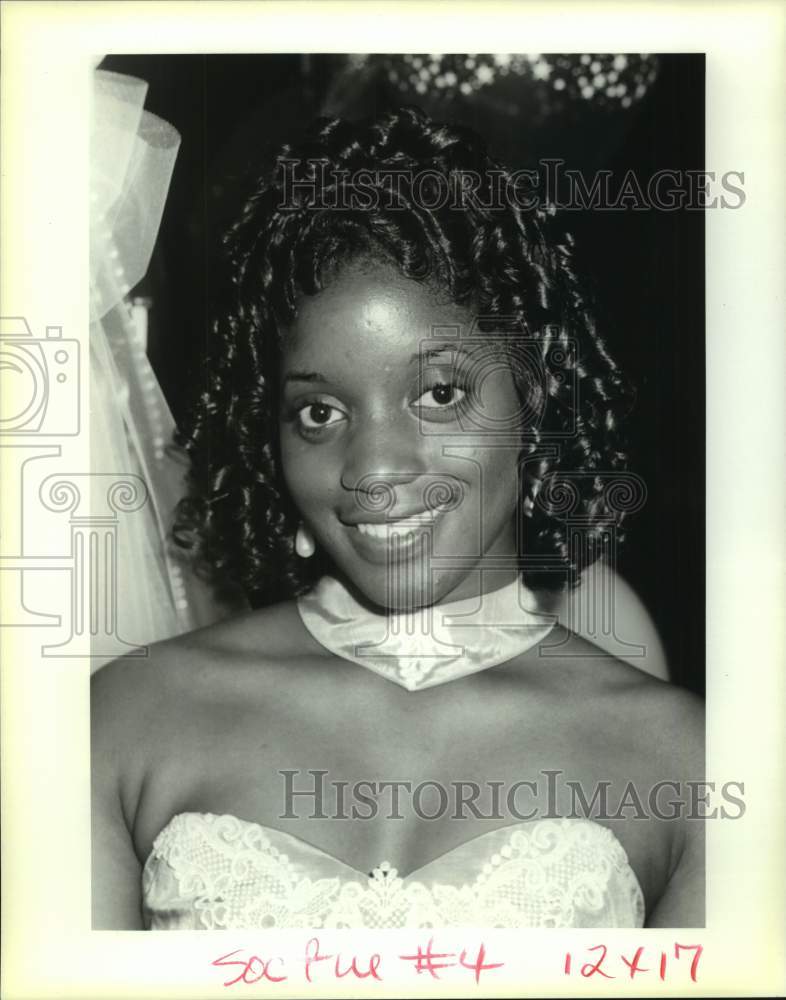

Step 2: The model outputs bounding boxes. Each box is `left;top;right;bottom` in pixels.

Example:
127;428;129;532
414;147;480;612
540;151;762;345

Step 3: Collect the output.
295;523;316;558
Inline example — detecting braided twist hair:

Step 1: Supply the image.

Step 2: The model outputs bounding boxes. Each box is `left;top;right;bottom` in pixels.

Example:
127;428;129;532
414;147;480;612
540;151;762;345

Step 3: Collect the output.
173;106;631;608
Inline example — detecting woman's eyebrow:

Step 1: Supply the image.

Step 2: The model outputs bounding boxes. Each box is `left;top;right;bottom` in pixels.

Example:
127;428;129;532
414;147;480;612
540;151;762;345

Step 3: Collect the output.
282;370;329;385
411;344;479;364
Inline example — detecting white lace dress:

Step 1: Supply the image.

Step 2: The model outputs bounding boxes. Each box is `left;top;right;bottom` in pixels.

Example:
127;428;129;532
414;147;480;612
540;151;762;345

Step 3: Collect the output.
142;812;645;929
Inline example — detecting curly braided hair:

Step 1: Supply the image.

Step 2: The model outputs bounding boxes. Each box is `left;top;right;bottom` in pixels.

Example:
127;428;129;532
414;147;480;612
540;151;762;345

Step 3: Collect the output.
173;106;632;608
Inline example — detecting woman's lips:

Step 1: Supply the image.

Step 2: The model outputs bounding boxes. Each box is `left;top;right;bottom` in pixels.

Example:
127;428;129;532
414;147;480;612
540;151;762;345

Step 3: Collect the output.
338;477;465;562
354;508;444;539
343;504;452;560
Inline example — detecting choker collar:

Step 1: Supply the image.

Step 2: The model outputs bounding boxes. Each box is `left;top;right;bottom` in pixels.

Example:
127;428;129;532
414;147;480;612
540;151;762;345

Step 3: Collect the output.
297;574;556;691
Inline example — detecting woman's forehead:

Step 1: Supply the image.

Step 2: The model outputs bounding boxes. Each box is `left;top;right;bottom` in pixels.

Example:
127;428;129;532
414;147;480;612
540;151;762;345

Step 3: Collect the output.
282;261;477;366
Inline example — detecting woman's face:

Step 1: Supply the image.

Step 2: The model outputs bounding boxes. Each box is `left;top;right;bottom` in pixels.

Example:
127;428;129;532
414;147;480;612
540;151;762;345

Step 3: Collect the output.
279;259;524;610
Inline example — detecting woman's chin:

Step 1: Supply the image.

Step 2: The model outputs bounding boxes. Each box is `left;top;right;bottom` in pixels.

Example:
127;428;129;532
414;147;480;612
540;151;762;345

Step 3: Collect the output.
332;563;469;614
345;577;435;614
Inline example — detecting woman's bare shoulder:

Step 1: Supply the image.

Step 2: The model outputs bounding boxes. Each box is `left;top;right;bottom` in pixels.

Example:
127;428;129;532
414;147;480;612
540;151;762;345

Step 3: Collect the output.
96;598;316;681
539;627;704;766
608;658;704;776
637;676;705;768
91;600;324;823
91;600;322;750
155;597;319;662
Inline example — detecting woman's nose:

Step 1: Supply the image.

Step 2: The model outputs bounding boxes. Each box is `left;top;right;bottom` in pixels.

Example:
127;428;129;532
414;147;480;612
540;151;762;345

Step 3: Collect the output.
340;412;428;497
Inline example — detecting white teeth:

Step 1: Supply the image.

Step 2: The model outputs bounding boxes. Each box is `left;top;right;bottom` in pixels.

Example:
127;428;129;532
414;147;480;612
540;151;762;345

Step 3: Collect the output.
355;510;443;539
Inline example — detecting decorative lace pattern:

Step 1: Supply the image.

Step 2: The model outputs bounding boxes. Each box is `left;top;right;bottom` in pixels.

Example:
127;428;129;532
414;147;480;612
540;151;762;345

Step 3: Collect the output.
142;813;645;929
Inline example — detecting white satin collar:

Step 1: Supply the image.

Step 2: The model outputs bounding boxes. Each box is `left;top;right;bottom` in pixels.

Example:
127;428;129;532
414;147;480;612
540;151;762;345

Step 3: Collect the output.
297;574;556;691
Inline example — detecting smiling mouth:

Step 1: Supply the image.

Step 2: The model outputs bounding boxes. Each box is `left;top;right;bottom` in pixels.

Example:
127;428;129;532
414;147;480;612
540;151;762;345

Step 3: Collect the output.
353;507;448;540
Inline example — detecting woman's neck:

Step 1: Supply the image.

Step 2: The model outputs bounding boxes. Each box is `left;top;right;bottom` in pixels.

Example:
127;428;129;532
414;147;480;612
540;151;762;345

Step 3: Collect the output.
297;569;556;691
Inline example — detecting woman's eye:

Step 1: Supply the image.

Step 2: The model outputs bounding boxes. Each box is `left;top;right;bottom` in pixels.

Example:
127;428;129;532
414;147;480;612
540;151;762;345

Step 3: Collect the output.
414;383;467;408
296;401;346;431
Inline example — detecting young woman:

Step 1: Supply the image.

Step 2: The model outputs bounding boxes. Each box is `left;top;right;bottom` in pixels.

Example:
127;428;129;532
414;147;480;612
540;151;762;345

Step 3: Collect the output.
91;106;703;929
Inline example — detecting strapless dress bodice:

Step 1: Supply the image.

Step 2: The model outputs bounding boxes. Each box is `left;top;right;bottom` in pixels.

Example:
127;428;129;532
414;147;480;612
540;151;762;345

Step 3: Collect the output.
142;812;645;929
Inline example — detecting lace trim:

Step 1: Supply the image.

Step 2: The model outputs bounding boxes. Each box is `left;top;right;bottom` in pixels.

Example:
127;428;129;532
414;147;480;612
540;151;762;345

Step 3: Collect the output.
142;813;645;929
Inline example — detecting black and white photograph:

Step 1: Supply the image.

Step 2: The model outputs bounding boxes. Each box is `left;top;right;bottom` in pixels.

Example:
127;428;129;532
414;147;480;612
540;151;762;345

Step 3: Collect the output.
90;50;707;932
2;2;784;997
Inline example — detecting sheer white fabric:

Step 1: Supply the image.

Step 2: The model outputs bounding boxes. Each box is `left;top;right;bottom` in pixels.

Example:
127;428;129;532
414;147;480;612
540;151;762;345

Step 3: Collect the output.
91;70;179;327
90;67;224;667
142;812;645;929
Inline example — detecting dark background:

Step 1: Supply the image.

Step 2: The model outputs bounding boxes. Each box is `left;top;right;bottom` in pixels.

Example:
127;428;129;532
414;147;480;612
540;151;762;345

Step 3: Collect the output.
102;54;705;694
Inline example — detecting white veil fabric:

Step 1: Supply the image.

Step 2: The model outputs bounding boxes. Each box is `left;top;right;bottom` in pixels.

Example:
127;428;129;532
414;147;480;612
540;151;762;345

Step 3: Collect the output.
90;67;228;669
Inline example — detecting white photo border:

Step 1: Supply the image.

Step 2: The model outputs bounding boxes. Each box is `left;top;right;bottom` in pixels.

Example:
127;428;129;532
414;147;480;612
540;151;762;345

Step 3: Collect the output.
1;1;784;997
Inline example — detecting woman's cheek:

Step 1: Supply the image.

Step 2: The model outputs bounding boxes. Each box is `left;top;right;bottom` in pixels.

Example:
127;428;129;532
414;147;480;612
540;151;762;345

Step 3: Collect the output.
281;438;339;517
458;444;520;524
279;434;313;512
